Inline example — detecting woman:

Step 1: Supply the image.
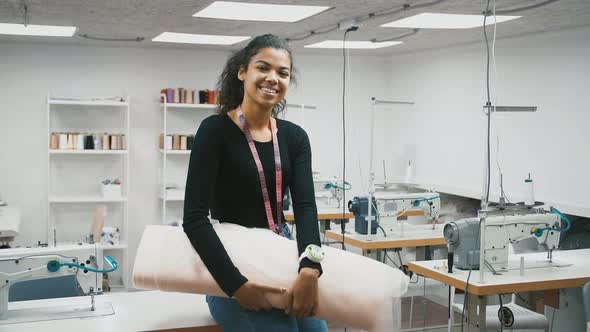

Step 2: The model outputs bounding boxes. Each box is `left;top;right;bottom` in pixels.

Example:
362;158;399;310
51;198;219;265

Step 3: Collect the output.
183;34;327;332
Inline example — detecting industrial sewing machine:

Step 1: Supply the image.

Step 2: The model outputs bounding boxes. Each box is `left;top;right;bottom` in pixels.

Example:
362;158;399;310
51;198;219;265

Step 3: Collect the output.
0;245;118;322
443;208;563;271
348;191;441;235
313;174;351;209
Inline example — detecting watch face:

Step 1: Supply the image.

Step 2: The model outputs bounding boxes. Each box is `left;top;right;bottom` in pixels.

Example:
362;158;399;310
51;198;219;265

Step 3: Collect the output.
308;245;325;261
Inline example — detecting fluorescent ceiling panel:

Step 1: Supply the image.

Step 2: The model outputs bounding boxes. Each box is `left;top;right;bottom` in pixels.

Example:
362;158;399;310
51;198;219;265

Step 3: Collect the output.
0;23;76;36
381;13;521;29
304;40;403;49
193;1;331;22
152;32;250;45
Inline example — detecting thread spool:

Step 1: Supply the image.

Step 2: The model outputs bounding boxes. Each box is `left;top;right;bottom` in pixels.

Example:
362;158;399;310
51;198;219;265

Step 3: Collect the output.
50;133;59;149
59;133;68;149
102;134;110;150
76;133;85;150
524;173;535;206
93;134;101;150
404;160;413;184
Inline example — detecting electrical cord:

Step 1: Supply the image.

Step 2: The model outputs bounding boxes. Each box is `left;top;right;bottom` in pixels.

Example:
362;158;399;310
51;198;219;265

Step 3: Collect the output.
498;294;504;331
286;0;447;42
461;3;495;331
549;306;556;331
340;27;357;250
377;225;387;237
460;218;482;332
494;0;560;15
383;250;401;269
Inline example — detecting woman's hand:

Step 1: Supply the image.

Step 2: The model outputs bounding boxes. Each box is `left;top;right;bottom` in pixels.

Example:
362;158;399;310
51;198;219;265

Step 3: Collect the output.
286;267;320;317
233;281;286;311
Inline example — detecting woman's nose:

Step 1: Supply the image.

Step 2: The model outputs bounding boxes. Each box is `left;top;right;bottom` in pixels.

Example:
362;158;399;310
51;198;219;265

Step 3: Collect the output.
266;71;278;83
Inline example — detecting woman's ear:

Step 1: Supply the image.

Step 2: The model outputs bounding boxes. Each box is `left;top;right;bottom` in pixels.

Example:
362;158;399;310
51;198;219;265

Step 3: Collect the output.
237;65;246;81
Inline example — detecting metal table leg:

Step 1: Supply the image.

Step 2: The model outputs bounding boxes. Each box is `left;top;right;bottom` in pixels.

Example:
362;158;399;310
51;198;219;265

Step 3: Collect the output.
466;293;487;332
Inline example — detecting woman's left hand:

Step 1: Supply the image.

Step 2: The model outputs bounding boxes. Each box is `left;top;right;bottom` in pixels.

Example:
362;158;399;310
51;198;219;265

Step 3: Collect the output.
285;267;320;317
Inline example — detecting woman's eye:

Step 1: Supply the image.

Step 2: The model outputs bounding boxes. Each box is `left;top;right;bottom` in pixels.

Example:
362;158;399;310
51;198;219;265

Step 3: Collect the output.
280;72;289;77
257;66;268;71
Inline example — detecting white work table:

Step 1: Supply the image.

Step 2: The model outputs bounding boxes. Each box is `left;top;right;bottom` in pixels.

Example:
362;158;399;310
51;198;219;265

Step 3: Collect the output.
409;248;590;331
324;225;446;251
284;207;354;222
3;290;220;332
409;248;590;296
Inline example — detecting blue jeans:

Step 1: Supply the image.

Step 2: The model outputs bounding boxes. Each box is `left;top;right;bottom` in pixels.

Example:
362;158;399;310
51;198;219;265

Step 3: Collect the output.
206;223;326;331
206;295;328;332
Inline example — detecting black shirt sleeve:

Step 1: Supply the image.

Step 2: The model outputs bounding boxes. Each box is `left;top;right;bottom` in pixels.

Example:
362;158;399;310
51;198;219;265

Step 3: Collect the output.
290;127;323;275
182;116;248;297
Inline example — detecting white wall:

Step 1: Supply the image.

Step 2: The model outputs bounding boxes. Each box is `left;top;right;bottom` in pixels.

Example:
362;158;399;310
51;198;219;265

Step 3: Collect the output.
0;42;391;282
383;26;590;217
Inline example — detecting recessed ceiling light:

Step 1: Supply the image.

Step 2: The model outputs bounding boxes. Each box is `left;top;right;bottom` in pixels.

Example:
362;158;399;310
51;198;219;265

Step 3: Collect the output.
152;32;250;45
304;40;403;49
193;1;331;22
0;23;76;37
381;13;521;29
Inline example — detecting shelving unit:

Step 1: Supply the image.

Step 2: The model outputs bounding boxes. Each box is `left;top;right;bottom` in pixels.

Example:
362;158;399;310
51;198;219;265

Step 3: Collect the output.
46;93;130;289
159;94;216;224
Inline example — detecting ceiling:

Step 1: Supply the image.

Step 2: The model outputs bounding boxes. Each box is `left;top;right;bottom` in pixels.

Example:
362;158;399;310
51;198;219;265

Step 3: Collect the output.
0;0;588;56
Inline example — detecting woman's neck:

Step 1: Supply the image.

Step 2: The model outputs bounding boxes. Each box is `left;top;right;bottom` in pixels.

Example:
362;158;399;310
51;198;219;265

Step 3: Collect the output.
241;99;273;130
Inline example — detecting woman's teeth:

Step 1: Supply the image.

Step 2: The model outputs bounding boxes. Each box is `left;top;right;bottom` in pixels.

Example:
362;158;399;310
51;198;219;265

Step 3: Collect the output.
260;87;278;95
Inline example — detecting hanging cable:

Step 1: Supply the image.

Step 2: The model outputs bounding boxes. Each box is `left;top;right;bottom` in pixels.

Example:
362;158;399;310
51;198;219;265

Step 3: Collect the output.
340;27;357;249
286;0;448;42
77;34;145;42
493;0;560;15
462;2;494;331
372;28;419;43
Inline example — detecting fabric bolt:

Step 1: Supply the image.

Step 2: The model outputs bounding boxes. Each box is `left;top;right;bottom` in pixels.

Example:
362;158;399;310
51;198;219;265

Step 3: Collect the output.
132;224;409;332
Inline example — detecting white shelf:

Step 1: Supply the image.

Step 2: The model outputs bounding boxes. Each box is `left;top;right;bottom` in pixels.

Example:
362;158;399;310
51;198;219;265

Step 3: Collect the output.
49;99;128;107
47;93;130;291
161;103;218;109
49;196;127;203
49;149;128;155
159;192;185;201
159;149;190;155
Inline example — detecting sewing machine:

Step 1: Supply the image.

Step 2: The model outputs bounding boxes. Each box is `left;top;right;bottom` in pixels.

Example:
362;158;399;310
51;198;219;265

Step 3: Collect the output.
313;175;351;209
349;191;441;235
0;245;118;322
444;209;562;271
0;204;20;249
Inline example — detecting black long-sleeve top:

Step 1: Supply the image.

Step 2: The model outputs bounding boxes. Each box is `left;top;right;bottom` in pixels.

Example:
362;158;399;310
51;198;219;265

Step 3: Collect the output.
183;114;322;297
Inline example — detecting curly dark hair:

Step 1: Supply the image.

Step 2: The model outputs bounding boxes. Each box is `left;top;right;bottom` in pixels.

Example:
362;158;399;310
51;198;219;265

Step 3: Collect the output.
216;34;296;116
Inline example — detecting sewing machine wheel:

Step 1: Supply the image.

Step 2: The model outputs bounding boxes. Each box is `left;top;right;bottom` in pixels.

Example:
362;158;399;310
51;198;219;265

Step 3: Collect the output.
498;306;514;327
443;223;459;244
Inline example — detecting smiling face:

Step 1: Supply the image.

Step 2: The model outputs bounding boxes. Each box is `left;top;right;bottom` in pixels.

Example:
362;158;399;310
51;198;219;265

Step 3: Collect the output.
238;47;291;111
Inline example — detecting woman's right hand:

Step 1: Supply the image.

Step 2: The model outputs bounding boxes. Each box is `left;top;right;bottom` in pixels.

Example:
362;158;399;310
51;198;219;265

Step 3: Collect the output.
232;281;286;311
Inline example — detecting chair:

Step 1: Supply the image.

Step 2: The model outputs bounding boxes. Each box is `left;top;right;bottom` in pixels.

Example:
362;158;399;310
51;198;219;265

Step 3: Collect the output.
448;287;549;331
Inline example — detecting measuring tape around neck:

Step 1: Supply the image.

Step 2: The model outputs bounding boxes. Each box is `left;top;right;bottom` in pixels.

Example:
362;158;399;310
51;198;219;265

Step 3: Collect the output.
235;106;283;236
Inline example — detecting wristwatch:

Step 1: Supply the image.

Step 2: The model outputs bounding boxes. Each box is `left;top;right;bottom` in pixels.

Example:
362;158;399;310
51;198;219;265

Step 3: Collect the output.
299;244;325;264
